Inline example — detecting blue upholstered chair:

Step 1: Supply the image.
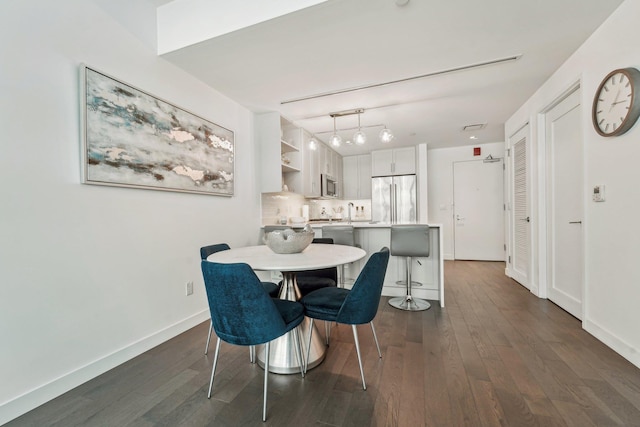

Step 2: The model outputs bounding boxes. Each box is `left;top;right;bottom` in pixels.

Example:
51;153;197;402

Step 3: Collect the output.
201;260;305;422
295;238;338;345
300;247;390;390
295;238;337;297
200;243;280;356
322;225;356;286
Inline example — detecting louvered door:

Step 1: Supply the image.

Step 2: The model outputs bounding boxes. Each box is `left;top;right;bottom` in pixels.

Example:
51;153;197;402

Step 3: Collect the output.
509;125;530;288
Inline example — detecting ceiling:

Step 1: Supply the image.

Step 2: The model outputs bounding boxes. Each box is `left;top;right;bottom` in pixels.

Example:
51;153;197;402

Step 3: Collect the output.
158;0;623;155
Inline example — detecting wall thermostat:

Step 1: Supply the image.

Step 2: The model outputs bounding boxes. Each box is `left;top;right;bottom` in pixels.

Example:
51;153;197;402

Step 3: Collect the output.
593;185;605;202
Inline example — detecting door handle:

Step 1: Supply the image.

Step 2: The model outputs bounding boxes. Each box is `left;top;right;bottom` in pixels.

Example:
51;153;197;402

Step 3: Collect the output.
456;215;465;221
569;221;582;224
520;216;530;222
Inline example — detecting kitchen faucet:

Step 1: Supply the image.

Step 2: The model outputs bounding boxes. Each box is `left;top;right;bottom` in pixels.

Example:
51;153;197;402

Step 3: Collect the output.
347;202;354;224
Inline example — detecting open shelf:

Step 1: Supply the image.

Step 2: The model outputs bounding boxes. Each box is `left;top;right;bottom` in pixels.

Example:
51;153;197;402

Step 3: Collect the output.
281;140;299;153
282;163;301;173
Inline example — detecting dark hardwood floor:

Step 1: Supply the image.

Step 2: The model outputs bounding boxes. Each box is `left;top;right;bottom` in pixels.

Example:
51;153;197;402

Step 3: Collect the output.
9;261;640;426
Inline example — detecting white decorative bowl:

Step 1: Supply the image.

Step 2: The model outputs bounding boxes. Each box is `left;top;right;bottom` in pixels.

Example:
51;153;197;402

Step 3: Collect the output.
264;228;314;254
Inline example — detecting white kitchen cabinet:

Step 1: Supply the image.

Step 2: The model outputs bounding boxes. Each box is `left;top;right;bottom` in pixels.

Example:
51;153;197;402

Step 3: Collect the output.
371;147;416;176
302;134;342;198
302;130;321;197
256;113;302;193
342;154;371;199
319;143;329;175
332;149;343;197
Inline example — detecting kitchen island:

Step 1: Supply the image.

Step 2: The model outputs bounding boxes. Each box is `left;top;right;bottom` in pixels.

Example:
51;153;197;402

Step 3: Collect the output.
263;222;444;307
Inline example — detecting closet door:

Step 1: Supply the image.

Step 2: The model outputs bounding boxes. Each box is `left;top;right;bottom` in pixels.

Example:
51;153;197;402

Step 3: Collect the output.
545;88;583;319
509;125;530;288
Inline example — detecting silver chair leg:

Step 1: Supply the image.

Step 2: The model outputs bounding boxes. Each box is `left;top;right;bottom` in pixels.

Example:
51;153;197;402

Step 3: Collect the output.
370;322;382;358
325;321;331;346
351;325;366;390
250;345;256;363
292;327;305;378
305;319;315;374
263;341;270;422
207;338;221;398
204;320;213;354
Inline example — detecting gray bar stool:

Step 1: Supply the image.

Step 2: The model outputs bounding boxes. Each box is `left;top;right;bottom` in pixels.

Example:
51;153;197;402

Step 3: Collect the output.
322;225;355;287
388;225;431;311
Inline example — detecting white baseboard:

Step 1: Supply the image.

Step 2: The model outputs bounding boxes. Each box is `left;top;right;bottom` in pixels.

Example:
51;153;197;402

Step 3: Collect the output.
583;318;640;369
444;253;454;260
0;310;210;425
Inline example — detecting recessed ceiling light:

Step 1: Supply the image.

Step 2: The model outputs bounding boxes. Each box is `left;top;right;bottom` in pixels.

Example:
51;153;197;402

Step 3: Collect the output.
470;135;478;140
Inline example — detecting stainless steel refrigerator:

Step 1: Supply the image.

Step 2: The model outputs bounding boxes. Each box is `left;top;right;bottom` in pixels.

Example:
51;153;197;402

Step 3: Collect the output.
371;175;417;224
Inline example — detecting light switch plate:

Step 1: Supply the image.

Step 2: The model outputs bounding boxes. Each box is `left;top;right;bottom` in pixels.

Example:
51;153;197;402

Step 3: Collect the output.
593;185;605;202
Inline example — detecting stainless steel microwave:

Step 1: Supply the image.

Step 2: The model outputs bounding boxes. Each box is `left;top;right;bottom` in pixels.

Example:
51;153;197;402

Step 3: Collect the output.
321;174;338;198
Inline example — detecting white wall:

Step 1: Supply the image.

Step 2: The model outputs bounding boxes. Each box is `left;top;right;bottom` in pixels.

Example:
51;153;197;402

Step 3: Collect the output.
0;0;262;423
505;0;640;368
427;142;505;259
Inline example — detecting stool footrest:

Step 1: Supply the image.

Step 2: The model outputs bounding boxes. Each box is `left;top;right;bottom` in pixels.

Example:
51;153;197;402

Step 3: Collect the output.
395;280;423;287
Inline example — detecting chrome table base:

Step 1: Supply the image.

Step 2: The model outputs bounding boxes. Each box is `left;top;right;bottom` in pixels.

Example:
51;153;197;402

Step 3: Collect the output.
256;271;326;374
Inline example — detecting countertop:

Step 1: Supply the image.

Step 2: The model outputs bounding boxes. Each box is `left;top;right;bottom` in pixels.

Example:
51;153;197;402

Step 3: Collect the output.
263;222;442;229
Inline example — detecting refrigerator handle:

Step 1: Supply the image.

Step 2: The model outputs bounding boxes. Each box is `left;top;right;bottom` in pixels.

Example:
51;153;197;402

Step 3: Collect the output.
389;183;394;223
394;184;398;223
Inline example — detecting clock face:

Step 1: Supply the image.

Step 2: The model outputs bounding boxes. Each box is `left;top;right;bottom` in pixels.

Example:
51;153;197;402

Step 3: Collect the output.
592;68;640;137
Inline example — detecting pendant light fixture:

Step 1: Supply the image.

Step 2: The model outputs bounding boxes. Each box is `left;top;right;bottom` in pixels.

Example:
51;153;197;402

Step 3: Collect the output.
353;111;367;145
379;126;394;143
329;115;342;147
308;136;318;150
325;108;393;146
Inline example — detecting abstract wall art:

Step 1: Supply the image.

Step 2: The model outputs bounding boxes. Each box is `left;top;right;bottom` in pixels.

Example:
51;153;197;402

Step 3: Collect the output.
80;65;234;196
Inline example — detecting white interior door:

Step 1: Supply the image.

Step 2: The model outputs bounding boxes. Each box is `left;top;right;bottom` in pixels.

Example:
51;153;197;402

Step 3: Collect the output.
509;125;530;288
545;88;583;319
453;159;504;261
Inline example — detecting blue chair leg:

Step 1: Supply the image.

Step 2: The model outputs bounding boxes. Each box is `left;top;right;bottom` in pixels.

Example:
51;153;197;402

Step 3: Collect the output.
207;338;221;398
351;325;366;390
204;321;213;354
263;341;270;422
370;322;382;358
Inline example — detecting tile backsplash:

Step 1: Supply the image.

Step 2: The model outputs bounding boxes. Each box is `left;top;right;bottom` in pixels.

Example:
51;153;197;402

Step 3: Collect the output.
261;192;306;225
306;199;371;221
261;191;371;225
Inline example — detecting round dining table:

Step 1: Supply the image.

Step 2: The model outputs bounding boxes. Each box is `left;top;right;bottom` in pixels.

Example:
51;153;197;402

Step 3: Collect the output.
207;243;366;374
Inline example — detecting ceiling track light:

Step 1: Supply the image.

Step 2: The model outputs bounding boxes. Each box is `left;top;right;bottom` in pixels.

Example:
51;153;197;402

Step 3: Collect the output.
379;126;394;143
322;108;393;145
308;136;318;150
281;54;522;105
329;108;364;118
329;115;342;147
353;111;367;145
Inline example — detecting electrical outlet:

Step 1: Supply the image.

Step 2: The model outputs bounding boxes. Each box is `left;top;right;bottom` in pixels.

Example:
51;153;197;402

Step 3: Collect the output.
186;281;194;296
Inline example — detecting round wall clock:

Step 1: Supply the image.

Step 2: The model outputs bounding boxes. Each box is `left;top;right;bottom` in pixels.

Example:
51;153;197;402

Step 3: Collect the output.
592;67;640;137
